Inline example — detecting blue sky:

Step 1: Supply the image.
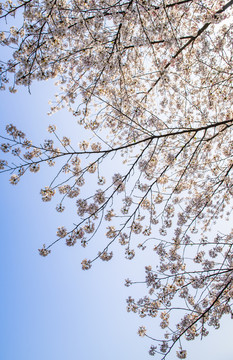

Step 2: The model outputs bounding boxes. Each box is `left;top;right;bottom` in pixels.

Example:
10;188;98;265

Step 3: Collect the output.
1;81;233;360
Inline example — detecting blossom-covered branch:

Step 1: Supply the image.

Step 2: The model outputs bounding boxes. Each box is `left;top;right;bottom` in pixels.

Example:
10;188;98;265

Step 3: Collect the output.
1;0;233;358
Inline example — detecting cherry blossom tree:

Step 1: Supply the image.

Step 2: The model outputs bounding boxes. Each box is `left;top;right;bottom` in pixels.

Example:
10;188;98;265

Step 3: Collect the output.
1;0;233;358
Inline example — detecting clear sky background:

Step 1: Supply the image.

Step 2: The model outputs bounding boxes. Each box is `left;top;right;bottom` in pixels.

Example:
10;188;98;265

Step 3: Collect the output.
1;80;233;360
